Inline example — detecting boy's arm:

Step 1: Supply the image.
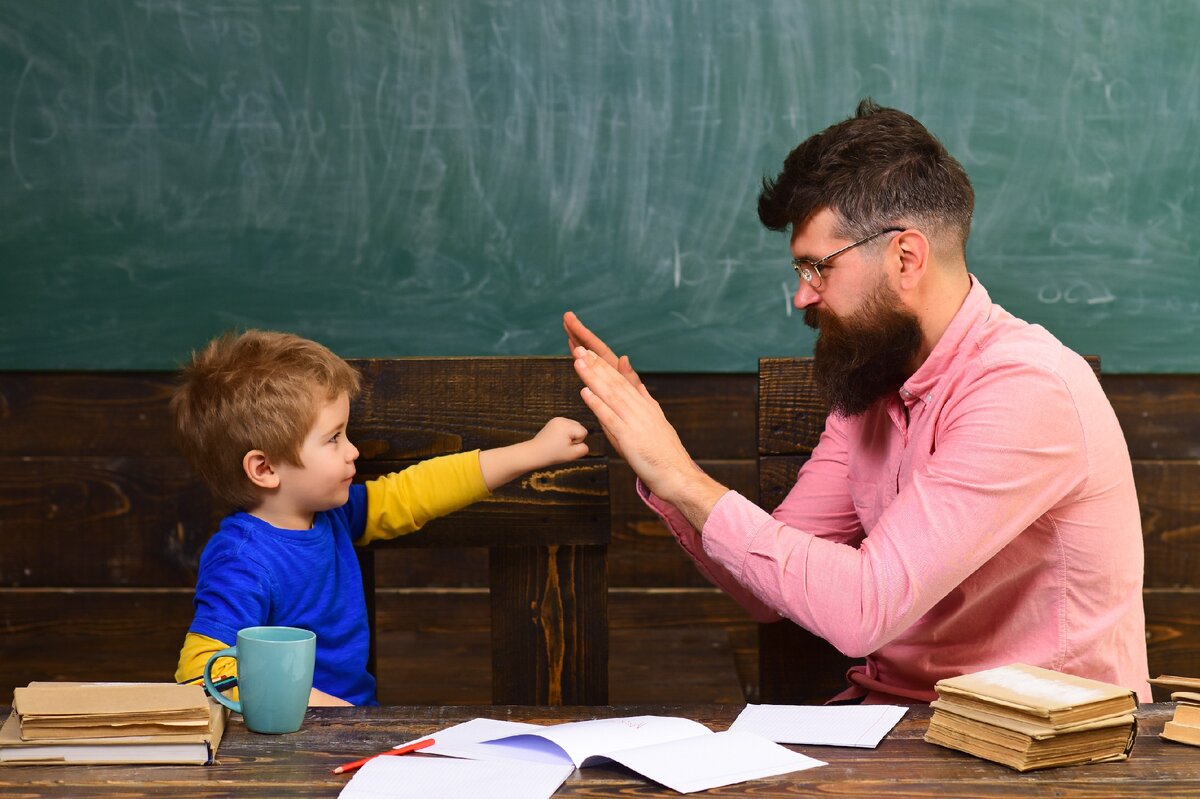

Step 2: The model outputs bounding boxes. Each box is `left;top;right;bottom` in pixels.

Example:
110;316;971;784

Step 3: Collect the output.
176;631;236;685
360;418;589;544
477;416;589;489
359;451;492;544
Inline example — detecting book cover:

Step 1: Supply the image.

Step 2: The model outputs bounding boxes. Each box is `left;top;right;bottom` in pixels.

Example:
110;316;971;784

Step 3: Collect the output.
932;663;1136;728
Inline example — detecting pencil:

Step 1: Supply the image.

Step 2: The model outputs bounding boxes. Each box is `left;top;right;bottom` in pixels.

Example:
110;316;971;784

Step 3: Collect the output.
331;737;435;774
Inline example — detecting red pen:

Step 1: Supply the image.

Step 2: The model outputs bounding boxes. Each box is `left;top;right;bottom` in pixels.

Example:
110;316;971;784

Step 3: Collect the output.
331;737;435;774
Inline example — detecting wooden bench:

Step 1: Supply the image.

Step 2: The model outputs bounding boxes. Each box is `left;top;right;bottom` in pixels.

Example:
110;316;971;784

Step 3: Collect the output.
0;357;609;705
755;356;1104;704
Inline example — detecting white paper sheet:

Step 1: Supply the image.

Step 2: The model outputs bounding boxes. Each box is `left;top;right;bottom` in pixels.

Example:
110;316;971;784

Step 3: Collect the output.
420;717;542;755
729;703;908;747
602;729;825;794
337;755;572;799
413;715;826;794
426;715;710;767
484;715;712;767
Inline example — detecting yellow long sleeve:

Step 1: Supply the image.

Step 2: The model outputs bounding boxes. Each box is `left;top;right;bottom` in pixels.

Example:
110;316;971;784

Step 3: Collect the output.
358;450;491;545
176;631;239;700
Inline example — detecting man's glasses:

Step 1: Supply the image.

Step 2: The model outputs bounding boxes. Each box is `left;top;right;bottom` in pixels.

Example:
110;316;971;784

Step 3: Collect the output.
792;227;905;289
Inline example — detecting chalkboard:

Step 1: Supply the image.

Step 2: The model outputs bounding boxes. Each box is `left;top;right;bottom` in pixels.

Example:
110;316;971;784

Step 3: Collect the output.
2;1;1197;372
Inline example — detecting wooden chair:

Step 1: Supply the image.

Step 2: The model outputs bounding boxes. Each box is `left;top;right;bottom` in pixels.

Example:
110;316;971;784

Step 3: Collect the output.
348;358;609;706
755;356;1101;704
756;358;858;703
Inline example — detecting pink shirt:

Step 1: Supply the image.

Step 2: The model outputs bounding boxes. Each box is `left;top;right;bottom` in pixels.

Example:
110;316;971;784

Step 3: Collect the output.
648;278;1150;704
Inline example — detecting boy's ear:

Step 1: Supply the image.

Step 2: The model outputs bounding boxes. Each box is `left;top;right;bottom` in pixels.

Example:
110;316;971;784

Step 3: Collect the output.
243;450;281;490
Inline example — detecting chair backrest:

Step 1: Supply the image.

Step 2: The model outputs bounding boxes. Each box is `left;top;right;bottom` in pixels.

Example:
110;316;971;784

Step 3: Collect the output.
755;355;1101;704
349;357;610;706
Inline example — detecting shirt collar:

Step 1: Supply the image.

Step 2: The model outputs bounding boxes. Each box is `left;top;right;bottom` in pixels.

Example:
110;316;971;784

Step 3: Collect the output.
898;275;991;407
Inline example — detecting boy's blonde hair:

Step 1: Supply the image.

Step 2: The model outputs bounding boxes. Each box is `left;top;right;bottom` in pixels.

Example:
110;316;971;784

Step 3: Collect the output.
170;330;362;509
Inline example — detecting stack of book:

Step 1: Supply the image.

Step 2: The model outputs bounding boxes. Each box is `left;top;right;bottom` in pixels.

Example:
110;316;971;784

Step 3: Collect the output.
0;682;226;765
1149;674;1200;747
924;663;1137;771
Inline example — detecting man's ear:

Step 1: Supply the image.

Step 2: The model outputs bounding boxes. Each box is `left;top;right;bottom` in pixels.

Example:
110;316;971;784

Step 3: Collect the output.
243;450;281;490
895;228;930;291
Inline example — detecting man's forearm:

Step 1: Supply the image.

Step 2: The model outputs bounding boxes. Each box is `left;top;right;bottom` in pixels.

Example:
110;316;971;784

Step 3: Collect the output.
653;463;731;535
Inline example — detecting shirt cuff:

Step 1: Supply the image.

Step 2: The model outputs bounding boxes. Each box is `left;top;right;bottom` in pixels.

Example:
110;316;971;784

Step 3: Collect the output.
636;477;707;561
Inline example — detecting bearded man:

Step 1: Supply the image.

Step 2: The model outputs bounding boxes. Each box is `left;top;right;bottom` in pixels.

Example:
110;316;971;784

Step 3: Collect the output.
563;99;1150;704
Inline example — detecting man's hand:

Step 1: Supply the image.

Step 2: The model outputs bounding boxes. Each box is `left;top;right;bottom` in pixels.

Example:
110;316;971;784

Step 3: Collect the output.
563;311;642;389
571;346;728;529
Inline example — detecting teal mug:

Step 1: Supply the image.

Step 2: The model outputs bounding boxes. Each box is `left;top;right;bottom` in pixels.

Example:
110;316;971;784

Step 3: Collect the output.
204;626;316;734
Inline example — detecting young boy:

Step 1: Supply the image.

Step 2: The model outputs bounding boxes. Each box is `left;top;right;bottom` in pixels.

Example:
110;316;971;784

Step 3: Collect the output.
171;330;589;705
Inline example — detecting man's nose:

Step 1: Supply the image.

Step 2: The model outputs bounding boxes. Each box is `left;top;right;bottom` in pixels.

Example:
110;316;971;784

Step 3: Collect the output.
794;280;821;309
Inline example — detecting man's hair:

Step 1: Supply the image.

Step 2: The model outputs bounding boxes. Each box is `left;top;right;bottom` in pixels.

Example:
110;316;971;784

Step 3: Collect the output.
758;99;974;255
170;330;361;510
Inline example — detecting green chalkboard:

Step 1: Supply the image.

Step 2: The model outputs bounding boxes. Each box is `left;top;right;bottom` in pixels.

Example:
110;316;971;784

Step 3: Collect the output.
2;1;1197;371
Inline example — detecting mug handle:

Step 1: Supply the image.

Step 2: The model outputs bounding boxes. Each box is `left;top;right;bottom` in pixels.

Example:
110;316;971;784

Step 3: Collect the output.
203;646;242;714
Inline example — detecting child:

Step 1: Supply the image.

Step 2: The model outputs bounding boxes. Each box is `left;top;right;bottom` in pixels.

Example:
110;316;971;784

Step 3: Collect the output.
170;330;589;706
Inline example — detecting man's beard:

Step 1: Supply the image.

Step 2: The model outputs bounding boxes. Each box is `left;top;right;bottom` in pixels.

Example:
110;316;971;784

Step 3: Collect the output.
806;282;923;417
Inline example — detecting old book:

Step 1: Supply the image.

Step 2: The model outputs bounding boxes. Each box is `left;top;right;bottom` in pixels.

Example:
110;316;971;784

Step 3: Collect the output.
1161;718;1200;747
1148;674;1200;693
13;682;211;740
0;701;226;765
931;663;1137;728
925;700;1136;771
1170;701;1200;728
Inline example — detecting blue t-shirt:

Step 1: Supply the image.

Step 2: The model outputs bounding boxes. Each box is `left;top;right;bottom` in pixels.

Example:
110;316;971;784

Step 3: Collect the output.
189;484;377;705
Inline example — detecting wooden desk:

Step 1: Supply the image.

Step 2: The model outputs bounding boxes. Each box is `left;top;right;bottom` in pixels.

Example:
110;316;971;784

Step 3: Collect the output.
3;703;1197;797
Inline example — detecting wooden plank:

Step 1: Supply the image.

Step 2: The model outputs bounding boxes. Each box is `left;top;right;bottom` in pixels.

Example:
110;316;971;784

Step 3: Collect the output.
349;358;598;457
0;589;195;695
0;458;607;586
1145;588;1200;698
758;619;860;705
756;455;807;516
0;372;179;457
0;358;595;459
640;373;757;460
756;358;827;456
373;589;491;705
490;545;608;705
0;457;216;586
1105;374;1200;460
375;588;754;705
1138;460;1200;588
361;461;610;549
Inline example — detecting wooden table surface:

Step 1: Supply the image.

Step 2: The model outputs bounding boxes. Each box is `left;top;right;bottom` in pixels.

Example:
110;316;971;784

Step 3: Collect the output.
2;703;1197;798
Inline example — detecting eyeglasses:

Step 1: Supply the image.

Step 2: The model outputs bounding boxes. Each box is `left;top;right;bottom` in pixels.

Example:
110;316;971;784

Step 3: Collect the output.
792;227;905;289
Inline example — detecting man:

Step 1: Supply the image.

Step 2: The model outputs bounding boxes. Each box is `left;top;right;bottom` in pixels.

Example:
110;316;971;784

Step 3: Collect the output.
565;99;1150;704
